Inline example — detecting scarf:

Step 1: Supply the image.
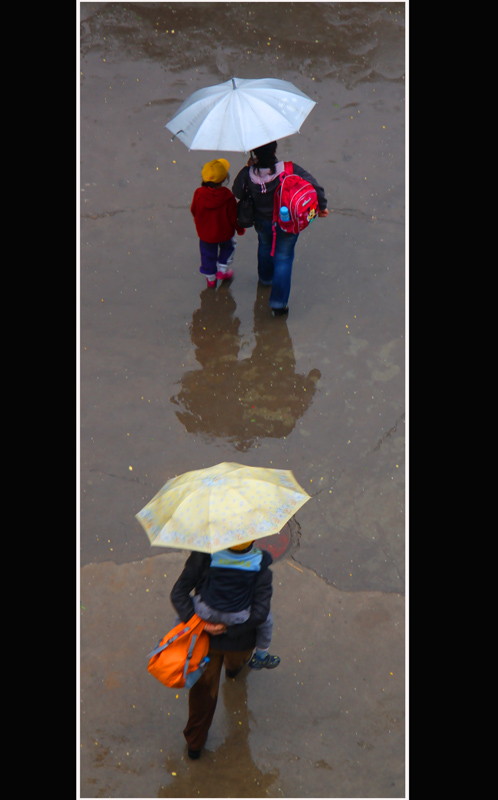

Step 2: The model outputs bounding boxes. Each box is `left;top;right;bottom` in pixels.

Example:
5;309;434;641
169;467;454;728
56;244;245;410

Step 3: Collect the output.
249;161;285;192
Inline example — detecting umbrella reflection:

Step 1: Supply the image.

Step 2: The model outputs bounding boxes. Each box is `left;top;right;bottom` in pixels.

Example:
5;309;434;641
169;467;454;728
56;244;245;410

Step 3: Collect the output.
170;287;321;451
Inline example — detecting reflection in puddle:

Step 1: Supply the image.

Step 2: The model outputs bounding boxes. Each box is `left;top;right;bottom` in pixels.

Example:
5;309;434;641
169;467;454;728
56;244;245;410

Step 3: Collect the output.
159;672;278;798
171;286;321;451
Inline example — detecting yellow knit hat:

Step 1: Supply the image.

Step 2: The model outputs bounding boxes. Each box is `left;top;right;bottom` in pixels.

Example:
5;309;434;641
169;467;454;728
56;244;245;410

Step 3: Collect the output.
201;158;230;184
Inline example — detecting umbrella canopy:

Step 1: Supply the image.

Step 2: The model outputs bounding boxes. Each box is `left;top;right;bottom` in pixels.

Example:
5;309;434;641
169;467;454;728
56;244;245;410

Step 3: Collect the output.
135;462;311;554
165;77;316;153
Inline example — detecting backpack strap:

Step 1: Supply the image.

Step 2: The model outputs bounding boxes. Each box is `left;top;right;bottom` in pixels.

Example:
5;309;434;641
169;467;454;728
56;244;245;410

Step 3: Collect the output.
183;633;198;680
271;162;294;256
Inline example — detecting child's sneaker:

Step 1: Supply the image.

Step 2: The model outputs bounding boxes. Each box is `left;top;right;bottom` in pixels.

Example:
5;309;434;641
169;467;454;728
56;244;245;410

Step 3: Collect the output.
248;653;281;670
216;268;234;281
206;277;217;288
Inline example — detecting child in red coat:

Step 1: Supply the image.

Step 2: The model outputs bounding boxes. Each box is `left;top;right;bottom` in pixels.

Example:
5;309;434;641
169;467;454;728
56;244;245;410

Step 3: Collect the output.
191;158;245;288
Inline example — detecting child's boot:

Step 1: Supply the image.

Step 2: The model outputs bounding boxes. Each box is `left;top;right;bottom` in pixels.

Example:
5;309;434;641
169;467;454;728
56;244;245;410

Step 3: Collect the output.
216;265;234;281
206;275;217;288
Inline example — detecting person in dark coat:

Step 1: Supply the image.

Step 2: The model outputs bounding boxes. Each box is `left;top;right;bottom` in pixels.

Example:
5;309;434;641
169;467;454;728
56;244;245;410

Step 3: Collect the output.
170;542;278;759
231;141;329;315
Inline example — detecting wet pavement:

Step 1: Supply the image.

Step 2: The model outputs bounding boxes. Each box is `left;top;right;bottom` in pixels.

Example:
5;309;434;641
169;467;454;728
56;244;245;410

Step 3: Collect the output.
79;2;406;797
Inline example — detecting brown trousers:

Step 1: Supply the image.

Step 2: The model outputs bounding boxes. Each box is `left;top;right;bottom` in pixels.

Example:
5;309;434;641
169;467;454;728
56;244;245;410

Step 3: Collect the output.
183;647;253;751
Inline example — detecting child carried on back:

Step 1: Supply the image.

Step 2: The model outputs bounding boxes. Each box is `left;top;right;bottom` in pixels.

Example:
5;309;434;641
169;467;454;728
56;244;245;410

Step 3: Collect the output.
194;541;280;670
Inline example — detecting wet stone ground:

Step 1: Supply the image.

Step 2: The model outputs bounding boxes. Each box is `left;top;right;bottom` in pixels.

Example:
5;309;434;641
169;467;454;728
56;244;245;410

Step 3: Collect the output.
79;3;406;797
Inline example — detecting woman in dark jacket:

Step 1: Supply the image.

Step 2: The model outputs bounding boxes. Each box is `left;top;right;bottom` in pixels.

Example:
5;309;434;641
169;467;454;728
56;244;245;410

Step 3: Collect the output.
170;547;274;759
232;141;329;316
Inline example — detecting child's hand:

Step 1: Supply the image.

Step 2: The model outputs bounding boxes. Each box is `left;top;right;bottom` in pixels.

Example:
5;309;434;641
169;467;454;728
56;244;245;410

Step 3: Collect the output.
318;208;329;218
204;622;227;635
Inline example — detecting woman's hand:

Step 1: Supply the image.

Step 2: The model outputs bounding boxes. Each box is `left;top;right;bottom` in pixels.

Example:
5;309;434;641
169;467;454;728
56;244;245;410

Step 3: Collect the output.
204;622;227;635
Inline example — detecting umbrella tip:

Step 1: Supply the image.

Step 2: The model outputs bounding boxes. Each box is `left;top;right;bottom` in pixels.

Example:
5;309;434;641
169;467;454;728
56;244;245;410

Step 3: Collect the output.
232;78;237;89
169;129;185;143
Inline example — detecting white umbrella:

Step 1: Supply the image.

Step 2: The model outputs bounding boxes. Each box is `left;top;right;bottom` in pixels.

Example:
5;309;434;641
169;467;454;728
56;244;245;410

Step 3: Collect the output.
165;77;316;153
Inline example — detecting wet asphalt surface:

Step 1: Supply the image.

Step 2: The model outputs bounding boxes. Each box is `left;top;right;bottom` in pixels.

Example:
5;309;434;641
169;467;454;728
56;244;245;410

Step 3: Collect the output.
79;3;406;797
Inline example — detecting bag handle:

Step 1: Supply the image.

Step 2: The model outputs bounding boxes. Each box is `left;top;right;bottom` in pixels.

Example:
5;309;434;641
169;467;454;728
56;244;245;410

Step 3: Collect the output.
147;614;207;659
147;626;190;660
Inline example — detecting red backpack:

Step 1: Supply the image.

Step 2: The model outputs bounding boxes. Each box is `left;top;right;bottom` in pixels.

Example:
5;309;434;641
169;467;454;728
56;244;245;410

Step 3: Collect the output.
271;161;318;255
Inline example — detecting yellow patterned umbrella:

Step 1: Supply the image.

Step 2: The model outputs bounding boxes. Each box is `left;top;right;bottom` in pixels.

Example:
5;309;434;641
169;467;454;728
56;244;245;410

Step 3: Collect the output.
135;462;310;554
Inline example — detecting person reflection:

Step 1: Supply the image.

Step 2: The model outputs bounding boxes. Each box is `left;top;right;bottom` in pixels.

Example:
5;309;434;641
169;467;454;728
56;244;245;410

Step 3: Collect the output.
158;673;278;797
170;287;321;451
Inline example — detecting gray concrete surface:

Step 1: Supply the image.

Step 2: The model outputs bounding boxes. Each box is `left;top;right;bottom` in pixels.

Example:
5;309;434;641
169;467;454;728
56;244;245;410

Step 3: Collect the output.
79;3;406;796
80;551;405;797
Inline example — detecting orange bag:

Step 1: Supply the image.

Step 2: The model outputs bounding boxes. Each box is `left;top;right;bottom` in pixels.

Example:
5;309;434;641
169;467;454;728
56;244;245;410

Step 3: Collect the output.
147;613;210;689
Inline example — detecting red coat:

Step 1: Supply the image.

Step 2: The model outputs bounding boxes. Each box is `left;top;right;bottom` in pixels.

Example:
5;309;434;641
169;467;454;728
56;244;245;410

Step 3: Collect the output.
190;186;245;243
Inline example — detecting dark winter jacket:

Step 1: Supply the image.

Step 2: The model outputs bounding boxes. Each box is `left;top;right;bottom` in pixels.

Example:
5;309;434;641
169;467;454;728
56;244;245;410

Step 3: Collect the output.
170;549;273;652
200;546;267;613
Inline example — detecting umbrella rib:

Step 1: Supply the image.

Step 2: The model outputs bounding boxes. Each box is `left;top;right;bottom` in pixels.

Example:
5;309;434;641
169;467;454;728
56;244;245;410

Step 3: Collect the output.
189;92;248;151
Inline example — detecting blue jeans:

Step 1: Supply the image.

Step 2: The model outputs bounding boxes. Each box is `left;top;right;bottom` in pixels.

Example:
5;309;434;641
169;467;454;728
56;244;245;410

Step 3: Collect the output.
254;220;299;309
